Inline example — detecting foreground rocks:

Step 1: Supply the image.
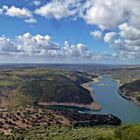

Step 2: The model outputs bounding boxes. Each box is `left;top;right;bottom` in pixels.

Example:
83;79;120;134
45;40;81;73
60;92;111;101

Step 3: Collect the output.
0;105;121;134
57;109;121;126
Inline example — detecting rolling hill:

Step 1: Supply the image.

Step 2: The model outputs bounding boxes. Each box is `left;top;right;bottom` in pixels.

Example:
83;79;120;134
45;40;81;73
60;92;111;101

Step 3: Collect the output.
0;68;96;109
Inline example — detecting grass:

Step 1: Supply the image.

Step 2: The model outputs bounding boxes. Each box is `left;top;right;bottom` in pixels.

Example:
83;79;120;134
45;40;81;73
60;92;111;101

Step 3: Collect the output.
0;81;16;87
7;93;34;109
0;124;140;140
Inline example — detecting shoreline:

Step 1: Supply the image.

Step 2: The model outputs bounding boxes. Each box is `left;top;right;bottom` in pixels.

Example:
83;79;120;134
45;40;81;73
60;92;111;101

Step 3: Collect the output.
112;75;140;106
114;79;121;85
93;76;102;83
38;102;101;111
106;75;140;107
38;76;102;111
80;76;102;111
110;77;140;106
118;88;140;106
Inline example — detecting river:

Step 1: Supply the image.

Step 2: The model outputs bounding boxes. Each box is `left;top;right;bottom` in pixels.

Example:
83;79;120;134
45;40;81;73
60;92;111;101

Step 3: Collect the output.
87;75;140;124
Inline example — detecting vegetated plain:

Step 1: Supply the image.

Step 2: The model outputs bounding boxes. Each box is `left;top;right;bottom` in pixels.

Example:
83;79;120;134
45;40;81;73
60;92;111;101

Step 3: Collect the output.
0;64;140;139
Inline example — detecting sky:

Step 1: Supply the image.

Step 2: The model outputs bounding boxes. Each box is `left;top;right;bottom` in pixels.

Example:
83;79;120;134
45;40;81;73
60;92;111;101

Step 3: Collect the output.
0;0;140;64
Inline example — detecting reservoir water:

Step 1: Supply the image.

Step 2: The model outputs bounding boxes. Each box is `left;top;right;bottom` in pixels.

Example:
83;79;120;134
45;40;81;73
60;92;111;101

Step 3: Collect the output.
89;76;140;124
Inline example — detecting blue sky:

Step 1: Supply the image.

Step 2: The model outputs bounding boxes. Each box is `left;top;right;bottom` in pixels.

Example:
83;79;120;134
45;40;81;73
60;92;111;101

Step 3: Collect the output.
0;0;140;64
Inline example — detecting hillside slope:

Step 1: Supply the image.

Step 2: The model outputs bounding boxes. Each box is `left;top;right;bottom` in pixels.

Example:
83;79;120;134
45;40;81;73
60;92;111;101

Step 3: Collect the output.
119;79;140;105
0;68;96;109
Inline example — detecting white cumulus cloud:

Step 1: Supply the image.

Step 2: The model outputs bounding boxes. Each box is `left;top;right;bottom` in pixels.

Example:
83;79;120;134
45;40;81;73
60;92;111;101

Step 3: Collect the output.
0;36;19;55
119;23;140;40
35;0;81;19
104;32;116;43
0;5;36;24
5;6;32;18
90;30;102;39
0;33;97;61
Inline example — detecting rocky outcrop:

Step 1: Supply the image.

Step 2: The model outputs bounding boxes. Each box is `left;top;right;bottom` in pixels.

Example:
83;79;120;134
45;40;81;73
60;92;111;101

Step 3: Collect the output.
0;106;121;134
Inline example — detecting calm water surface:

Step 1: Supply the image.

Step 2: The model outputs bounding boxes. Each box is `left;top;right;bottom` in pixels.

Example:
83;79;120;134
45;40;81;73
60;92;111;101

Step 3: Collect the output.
88;76;140;124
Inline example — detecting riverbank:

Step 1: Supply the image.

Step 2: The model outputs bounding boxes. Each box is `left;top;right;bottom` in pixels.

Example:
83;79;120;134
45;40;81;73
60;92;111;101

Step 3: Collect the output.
80;76;102;111
114;79;121;85
83;75;140;123
93;76;102;83
30;75;101;111
37;76;102;111
80;76;102;93
90;75;140;108
108;76;139;106
112;76;140;106
38;102;101;111
118;89;140;106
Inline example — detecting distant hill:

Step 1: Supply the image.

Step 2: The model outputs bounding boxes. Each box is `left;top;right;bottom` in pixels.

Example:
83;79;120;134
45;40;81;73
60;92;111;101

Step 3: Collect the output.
0;68;95;109
16;80;93;104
